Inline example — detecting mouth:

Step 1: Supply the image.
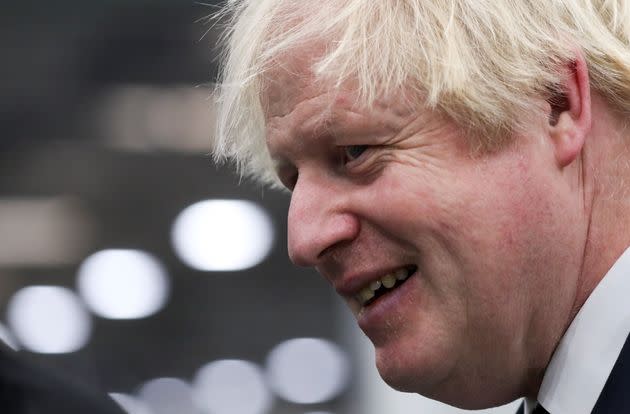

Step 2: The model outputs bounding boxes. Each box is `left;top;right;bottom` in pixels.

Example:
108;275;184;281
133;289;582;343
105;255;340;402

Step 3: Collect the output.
355;265;417;308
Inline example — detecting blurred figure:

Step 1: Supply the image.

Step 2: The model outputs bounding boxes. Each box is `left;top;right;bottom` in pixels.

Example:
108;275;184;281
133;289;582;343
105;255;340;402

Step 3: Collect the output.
0;339;124;413
212;1;630;413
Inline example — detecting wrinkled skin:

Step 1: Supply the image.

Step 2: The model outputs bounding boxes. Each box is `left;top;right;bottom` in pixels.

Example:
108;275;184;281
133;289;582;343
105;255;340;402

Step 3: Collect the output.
262;60;588;408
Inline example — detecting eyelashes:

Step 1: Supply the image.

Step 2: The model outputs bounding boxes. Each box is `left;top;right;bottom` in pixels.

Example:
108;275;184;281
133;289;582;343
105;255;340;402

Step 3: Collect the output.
277;144;381;191
343;145;369;162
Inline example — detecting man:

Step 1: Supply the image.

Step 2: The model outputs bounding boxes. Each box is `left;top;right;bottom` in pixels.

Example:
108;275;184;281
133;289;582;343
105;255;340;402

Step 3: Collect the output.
212;1;630;412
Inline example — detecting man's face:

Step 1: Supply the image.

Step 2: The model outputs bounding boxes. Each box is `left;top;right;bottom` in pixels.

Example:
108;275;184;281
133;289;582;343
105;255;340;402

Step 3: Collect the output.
263;62;585;408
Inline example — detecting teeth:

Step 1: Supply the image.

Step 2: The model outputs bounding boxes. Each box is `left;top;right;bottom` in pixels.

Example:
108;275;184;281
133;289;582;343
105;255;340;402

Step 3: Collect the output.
381;274;396;288
356;267;415;306
394;268;408;281
369;280;382;291
359;287;375;303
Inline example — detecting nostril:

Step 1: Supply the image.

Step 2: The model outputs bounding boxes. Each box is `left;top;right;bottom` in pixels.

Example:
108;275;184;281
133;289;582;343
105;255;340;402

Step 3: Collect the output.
288;221;359;267
317;244;336;260
317;239;353;260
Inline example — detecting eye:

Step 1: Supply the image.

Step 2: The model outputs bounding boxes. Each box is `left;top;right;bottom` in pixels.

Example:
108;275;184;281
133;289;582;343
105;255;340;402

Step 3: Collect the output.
343;145;368;162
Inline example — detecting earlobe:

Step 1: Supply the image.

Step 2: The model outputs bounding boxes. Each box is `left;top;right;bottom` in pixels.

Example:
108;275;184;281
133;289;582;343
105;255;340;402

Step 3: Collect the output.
551;114;583;167
547;52;592;168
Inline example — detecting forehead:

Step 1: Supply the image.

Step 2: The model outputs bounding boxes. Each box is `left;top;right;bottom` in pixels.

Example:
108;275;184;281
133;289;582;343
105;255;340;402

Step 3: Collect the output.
261;51;416;137
262;69;415;152
261;46;332;120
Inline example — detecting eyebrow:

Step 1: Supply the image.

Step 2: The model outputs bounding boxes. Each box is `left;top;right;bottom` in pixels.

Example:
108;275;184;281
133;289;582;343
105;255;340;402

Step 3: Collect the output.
267;98;406;174
266;109;333;161
296;108;336;140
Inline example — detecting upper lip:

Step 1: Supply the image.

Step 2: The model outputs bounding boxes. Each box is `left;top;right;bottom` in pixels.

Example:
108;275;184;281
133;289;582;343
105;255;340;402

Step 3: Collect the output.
332;264;413;298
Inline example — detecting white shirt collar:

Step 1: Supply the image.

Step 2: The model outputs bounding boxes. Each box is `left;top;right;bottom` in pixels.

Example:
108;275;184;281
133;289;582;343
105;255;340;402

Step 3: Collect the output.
523;397;537;414
536;246;630;414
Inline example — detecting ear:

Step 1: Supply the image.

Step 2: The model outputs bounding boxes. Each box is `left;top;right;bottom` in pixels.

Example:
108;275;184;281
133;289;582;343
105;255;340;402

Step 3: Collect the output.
547;51;592;168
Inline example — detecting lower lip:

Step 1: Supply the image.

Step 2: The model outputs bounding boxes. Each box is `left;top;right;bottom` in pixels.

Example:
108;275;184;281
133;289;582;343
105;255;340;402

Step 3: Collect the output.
357;272;420;335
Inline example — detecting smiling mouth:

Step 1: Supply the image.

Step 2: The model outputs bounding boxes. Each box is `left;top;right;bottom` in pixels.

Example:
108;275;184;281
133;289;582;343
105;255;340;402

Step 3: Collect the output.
356;265;418;307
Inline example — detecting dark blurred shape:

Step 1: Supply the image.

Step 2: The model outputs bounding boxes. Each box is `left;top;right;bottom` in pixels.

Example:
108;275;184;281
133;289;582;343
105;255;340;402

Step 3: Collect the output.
0;341;124;414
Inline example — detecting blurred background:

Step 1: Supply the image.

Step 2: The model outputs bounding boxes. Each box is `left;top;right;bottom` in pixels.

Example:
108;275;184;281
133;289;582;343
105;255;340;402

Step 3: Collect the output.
0;1;522;413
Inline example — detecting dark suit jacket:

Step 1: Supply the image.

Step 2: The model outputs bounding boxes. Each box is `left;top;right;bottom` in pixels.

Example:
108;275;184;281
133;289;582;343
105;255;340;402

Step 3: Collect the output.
515;333;630;413
0;344;125;414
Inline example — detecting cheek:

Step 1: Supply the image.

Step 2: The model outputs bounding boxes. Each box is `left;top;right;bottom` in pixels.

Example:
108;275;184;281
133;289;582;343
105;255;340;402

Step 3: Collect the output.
437;168;567;339
363;158;552;319
360;160;503;265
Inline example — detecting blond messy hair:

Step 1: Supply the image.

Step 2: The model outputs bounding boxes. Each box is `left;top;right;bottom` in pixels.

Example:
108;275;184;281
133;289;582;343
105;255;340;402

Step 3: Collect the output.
212;0;630;185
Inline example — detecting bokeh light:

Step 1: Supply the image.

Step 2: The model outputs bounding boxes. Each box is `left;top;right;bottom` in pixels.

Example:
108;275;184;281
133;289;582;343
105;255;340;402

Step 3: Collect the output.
266;338;350;404
77;249;169;319
192;359;272;414
138;378;198;414
6;286;91;353
110;393;153;414
0;322;19;351
171;199;274;271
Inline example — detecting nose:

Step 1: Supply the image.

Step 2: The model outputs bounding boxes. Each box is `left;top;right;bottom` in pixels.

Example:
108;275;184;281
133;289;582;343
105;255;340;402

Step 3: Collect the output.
287;174;360;267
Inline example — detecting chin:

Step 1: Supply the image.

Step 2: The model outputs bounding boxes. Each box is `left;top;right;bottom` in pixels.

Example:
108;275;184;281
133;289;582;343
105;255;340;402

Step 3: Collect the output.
374;342;447;394
373;345;508;410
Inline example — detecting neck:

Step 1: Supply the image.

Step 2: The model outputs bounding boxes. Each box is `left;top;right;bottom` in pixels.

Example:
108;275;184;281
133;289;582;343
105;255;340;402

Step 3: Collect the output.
572;99;630;321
